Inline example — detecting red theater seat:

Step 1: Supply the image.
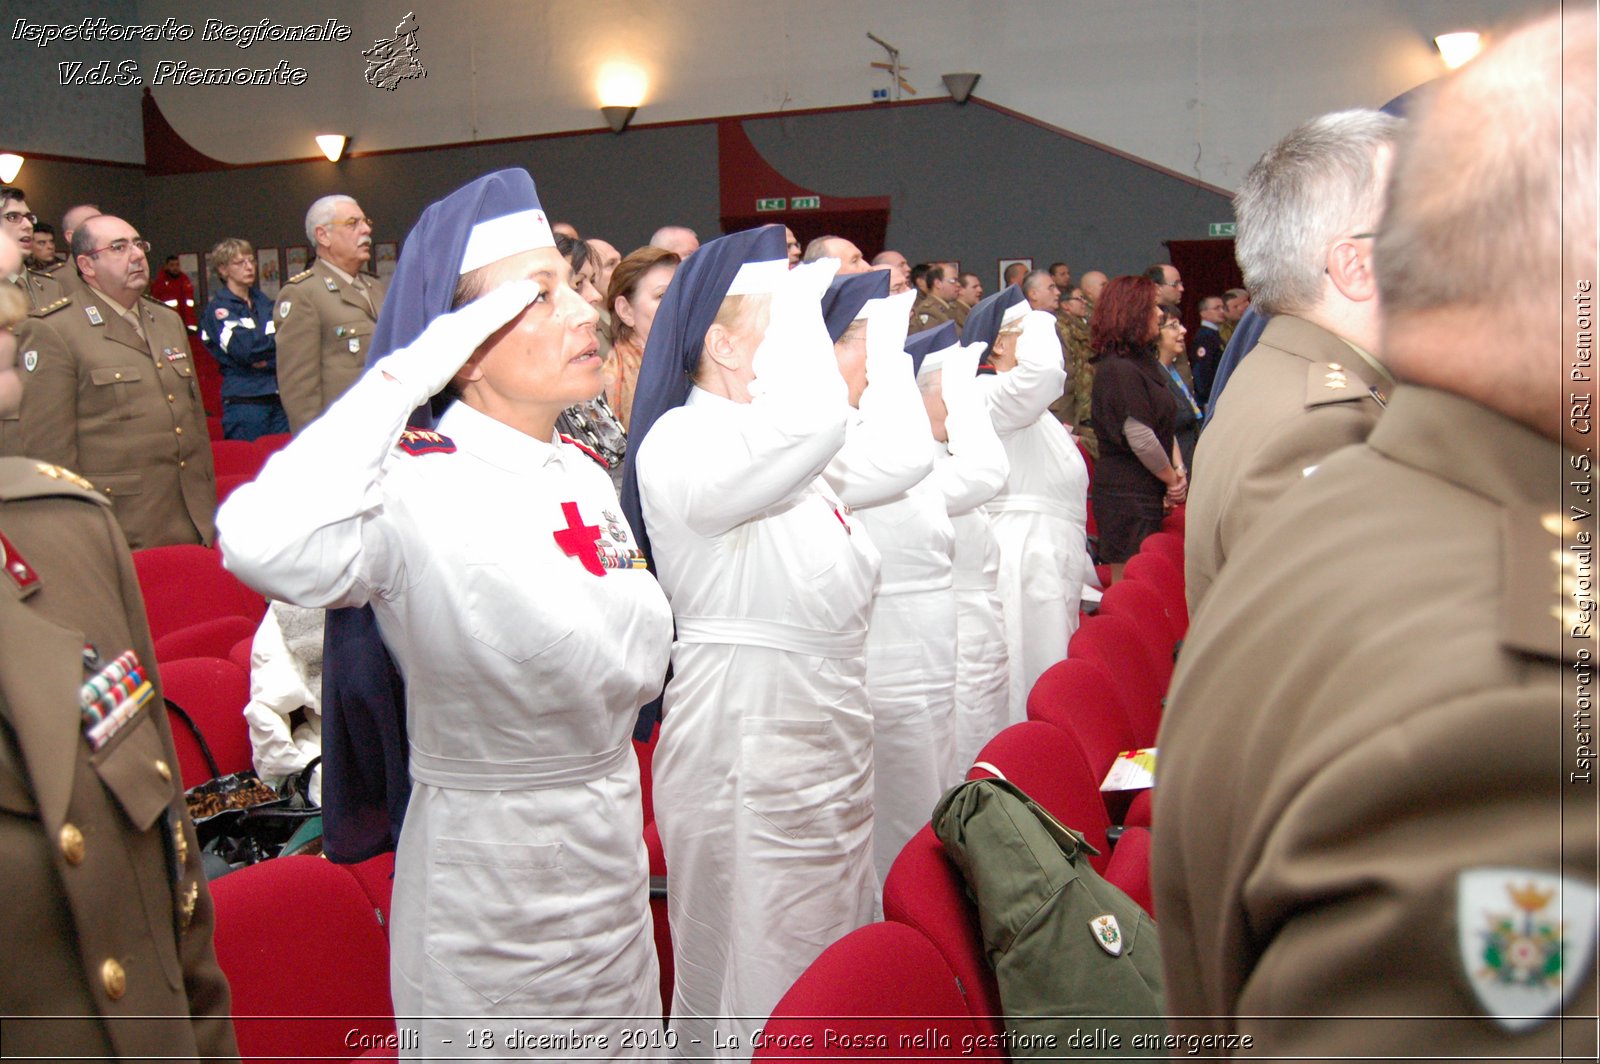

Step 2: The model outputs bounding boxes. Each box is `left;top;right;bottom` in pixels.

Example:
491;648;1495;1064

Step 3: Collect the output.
755;922;983;1059
160;656;253;787
210;855;394;1062
882;826;1006;1057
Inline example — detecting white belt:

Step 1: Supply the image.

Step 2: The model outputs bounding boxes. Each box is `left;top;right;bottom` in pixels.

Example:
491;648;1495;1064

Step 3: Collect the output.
675;615;865;658
409;740;629;791
986;493;1082;523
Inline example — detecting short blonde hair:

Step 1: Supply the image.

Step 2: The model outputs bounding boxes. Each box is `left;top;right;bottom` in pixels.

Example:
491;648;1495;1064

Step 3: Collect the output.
208;238;255;282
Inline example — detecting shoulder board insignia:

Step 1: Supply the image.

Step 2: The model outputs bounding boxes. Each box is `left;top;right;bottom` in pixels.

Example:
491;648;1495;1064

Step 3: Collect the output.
558;433;610;470
0;458;104;506
1305;361;1365;407
396;429;456;456
1503;507;1590;662
28;296;70;318
285;268;315;284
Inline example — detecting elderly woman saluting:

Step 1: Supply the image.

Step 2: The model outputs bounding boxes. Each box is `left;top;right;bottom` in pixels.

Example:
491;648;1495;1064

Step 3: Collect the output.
218;170;672;1056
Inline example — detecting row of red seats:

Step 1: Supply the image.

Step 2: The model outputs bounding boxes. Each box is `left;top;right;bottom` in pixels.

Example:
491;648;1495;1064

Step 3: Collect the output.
751;516;1188;1059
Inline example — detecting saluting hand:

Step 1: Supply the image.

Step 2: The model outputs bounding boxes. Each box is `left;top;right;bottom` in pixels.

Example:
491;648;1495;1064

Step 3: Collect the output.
377;280;542;401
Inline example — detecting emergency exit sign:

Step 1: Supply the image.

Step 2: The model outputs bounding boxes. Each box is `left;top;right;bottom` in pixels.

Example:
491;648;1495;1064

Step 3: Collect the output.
1209;222;1237;237
792;195;821;210
756;197;787;212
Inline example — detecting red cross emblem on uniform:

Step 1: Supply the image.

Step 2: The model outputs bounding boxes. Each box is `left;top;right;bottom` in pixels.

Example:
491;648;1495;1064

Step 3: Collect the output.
553;501;606;577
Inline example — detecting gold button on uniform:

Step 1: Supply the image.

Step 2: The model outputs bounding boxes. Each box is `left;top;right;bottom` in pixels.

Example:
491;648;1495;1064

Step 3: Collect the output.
166;394;175;403
100;958;126;999
174;426;183;436
112;372;123;380
60;823;85;865
154;759;172;782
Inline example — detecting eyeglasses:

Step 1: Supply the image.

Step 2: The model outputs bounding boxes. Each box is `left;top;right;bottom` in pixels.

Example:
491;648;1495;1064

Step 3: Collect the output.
84;238;151;258
1;210;37;227
1160;320;1185;331
326;216;375;230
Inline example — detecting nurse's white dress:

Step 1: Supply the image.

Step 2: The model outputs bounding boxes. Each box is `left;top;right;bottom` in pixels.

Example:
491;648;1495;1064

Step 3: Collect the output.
820;295;946;891
639;332;879;1059
220;369;673;1059
980;310;1093;722
925;347;1011;773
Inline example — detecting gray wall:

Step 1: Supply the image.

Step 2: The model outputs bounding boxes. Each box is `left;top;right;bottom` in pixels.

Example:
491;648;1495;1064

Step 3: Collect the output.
746;103;1233;281
28;103;1226;285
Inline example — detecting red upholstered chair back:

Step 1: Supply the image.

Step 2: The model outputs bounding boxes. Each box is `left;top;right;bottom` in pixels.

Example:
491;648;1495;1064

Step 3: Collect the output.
133;544;267;644
755;921;983;1059
969;721;1113;873
209;439;270;478
1027;658;1138;782
209;855;394;1061
1067;614;1165;746
970;723;1155;917
254;432;293;453
338;850;398;934
1097;576;1183;649
881;826;1007;1057
160;656;253;787
1142;529;1185;568
1122;550;1188;631
643;819;673;1015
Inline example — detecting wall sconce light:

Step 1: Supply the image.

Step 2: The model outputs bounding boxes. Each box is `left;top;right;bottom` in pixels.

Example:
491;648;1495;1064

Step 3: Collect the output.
600;106;637;134
0;154;23;183
1433;32;1482;70
942;73;981;105
597;61;647;134
315;134;348;162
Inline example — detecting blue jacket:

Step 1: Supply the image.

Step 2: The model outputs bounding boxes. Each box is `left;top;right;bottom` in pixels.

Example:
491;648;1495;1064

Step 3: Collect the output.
199;286;279;399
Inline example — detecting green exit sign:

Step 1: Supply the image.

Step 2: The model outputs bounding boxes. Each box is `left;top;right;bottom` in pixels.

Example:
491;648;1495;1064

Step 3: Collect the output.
1209;222;1237;237
756;197;787;212
791;195;821;210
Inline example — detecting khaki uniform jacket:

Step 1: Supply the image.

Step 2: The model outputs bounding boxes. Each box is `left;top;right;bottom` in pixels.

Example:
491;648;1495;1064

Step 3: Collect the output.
273;260;387;434
0;457;236;1060
1154;387;1596;1057
12;267;65;312
909;292;955;335
951;299;970;331
1184;314;1389;611
16;292;216;549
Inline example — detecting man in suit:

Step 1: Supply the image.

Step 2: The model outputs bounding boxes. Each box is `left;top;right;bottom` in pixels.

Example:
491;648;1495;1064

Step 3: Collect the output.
17;214;216;549
1188;294;1226;409
273;194;388;433
1155;10;1596;1055
1183;109;1401;611
0;455;237;1059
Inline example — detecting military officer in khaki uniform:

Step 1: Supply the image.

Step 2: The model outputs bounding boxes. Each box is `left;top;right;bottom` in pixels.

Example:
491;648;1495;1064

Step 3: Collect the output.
1156;13;1597;1055
16;215;216;549
274;194;387;433
1184;108;1401;612
0;456;237;1059
909;264;958;335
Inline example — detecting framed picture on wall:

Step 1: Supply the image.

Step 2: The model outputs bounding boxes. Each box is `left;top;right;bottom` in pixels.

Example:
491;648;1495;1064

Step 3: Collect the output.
998;257;1031;290
178;252;202;308
257;248;282;299
284;246;308;279
374;241;398;282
